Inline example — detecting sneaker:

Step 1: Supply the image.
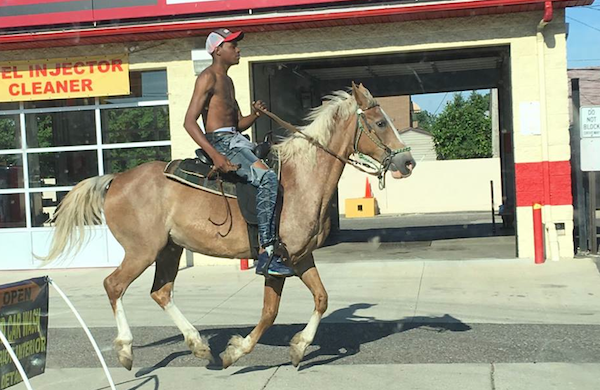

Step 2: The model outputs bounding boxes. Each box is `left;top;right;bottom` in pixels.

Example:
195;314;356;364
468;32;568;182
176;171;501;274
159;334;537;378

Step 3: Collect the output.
255;252;295;277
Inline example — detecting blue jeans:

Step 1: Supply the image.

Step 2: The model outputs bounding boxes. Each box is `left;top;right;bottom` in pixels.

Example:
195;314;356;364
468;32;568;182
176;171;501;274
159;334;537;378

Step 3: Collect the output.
205;132;278;247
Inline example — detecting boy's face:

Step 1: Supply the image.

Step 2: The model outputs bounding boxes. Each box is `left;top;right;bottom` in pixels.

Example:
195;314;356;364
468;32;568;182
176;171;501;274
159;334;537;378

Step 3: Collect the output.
216;41;240;65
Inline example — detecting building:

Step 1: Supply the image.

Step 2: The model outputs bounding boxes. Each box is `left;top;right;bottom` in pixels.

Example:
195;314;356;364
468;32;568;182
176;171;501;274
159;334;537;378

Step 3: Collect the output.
0;0;591;269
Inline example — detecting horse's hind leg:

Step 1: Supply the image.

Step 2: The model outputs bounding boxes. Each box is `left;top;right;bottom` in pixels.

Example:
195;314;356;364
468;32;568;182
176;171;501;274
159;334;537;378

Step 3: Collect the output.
289;253;328;367
221;277;285;368
104;251;156;370
150;241;211;361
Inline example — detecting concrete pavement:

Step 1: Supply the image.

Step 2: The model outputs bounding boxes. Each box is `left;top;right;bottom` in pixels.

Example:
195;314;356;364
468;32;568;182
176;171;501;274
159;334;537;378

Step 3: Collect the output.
2;257;600;389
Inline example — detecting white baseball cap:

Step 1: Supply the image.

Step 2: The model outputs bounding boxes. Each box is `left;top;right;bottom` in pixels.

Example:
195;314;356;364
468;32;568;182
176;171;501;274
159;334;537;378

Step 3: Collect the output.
205;28;244;54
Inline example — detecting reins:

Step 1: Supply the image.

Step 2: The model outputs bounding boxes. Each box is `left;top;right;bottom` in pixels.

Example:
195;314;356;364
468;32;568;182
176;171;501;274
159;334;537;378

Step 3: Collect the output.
258;103;410;190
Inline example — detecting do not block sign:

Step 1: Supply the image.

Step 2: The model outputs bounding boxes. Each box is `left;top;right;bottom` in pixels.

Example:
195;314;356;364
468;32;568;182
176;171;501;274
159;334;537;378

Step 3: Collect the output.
0;277;49;389
580;106;600;172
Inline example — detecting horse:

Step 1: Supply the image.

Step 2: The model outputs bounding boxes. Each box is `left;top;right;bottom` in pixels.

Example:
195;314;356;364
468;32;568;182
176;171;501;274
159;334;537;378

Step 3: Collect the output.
43;82;416;370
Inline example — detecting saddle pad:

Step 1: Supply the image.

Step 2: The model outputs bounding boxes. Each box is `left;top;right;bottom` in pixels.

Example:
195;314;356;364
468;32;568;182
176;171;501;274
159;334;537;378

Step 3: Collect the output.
163;158;261;258
164;159;237;198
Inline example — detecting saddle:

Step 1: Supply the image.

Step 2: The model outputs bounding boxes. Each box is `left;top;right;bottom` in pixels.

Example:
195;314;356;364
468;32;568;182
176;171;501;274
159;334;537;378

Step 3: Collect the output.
163;137;273;260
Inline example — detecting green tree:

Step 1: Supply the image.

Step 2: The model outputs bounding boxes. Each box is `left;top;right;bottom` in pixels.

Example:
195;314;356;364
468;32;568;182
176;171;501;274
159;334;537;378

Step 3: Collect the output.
431;92;492;160
413;109;436;131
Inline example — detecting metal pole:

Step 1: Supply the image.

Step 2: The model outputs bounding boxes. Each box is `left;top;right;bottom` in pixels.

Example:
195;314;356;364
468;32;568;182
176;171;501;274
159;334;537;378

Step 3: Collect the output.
590;172;598;254
49;279;117;390
185;249;194;268
572;78;589;254
490;180;496;233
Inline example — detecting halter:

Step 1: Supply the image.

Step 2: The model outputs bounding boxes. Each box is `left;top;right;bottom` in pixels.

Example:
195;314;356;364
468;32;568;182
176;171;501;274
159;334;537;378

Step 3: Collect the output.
258;102;411;190
350;104;412;189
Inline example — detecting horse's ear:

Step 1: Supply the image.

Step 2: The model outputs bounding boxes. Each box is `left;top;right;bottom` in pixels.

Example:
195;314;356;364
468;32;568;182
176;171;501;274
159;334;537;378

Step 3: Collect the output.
352;81;368;109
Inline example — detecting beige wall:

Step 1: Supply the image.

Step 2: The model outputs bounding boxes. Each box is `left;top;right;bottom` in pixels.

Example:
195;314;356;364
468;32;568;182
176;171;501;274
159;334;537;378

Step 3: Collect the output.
1;9;574;260
400;131;437;162
339;158;502;214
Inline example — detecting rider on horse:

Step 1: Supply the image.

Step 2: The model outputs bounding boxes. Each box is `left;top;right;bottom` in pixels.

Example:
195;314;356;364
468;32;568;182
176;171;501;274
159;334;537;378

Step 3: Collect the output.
183;28;295;277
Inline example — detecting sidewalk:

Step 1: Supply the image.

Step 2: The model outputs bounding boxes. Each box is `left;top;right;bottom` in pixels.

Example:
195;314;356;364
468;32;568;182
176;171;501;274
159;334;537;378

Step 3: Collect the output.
2;257;600;389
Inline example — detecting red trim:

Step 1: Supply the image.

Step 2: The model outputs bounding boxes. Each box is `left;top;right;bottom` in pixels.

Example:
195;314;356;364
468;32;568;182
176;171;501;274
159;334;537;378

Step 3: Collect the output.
0;0;592;50
3;0;80;5
515;161;572;207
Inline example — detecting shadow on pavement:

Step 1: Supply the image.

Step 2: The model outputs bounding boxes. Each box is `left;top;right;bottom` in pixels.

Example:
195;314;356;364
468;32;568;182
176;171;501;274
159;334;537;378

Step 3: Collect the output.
324;223;514;246
135;303;471;376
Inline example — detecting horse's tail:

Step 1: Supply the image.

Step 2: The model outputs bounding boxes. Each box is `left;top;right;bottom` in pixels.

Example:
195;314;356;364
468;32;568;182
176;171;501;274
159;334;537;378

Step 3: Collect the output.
41;174;116;262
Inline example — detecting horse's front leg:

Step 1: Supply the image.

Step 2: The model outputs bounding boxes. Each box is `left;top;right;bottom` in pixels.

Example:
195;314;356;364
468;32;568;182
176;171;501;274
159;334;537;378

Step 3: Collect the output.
290;253;328;367
221;276;285;368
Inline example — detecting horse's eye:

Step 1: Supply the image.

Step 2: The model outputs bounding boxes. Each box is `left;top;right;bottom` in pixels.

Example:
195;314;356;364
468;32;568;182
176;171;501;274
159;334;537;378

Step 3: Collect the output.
376;120;386;128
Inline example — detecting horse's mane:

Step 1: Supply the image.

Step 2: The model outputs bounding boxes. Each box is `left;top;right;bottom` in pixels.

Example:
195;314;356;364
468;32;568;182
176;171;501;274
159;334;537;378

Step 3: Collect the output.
274;89;376;164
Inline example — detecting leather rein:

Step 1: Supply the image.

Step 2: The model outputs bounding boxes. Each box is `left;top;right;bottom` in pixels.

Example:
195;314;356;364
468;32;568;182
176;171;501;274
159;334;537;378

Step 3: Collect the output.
258;104;411;189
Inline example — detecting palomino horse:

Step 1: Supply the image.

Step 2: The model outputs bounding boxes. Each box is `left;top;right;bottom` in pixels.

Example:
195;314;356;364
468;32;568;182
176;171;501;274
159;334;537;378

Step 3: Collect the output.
44;83;416;370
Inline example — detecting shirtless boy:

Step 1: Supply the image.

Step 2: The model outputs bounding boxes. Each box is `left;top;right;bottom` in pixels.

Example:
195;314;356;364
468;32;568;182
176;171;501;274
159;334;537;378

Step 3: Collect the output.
183;28;294;277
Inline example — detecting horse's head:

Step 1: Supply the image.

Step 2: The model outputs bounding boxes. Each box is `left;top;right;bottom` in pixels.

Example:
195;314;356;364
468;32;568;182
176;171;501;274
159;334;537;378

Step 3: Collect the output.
351;82;416;179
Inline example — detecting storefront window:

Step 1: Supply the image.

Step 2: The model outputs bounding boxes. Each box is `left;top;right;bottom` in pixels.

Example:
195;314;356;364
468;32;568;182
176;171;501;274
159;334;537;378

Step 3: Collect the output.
0;194;26;228
0;155;24;189
0;114;21;150
100;70;168;104
0;69;170;228
26;110;96;148
101;106;169;144
103;145;170;174
24;98;94;109
28;150;98;187
30;190;68;227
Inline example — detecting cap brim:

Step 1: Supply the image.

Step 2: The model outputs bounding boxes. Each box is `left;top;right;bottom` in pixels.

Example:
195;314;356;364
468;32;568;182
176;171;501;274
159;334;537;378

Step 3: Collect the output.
223;31;244;42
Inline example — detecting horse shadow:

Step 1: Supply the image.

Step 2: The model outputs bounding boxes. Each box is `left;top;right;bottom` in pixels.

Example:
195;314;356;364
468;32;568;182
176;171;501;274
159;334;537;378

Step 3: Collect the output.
135;303;471;376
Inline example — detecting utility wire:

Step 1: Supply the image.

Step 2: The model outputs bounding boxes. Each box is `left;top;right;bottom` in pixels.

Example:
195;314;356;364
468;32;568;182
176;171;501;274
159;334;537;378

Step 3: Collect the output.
433;92;449;115
567;16;600;34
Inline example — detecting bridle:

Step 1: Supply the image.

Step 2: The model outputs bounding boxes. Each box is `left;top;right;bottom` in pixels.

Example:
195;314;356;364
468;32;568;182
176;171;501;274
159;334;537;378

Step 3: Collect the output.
259;103;411;189
352;104;412;189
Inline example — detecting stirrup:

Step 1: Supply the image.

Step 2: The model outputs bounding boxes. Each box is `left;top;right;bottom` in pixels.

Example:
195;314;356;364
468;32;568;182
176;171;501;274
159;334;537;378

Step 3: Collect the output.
271;240;290;261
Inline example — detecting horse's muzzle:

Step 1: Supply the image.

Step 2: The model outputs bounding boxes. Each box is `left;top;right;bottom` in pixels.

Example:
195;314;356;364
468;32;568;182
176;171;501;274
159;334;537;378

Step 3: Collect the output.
390;153;416;179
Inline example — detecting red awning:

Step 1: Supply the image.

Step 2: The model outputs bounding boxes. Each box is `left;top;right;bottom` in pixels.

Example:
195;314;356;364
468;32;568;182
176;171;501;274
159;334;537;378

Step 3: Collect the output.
0;0;593;51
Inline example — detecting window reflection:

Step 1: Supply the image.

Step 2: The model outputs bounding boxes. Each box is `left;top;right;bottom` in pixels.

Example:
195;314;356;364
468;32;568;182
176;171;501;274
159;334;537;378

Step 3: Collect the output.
101;106;169;144
0;114;21;149
30;191;68;227
26;110;96;148
103;146;170;174
0;154;24;189
24;98;94;110
28;150;98;187
99;70;167;104
0;194;26;228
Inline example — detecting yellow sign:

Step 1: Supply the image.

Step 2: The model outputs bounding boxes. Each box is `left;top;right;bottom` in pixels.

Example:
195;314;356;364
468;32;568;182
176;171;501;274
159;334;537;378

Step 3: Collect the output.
0;55;130;102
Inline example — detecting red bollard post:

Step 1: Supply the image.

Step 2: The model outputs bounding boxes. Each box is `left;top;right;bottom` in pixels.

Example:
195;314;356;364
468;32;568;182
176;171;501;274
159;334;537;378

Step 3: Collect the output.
240;258;249;270
533;203;544;264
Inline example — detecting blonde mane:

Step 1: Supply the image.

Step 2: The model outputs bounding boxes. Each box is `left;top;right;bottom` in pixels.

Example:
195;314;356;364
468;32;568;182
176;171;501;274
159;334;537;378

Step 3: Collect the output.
274;89;376;164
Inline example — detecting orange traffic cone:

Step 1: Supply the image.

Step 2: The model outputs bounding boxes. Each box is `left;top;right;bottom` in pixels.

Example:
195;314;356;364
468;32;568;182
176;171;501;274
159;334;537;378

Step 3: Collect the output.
365;177;373;199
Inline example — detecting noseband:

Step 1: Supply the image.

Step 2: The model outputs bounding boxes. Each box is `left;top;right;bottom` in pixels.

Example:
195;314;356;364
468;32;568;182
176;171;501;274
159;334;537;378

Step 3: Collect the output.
353;104;411;189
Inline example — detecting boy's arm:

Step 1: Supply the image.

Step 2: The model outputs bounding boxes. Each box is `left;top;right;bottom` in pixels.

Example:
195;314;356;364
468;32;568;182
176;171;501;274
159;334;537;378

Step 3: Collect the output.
184;72;238;172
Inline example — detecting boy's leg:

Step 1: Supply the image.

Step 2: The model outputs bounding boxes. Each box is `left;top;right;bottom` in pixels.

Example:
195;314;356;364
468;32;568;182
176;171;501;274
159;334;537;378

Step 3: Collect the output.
228;148;294;277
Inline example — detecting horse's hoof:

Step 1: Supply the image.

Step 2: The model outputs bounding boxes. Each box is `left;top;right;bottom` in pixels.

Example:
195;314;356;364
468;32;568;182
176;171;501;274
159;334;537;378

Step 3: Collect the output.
115;340;133;370
186;336;212;360
220;335;245;369
290;332;307;367
118;354;133;371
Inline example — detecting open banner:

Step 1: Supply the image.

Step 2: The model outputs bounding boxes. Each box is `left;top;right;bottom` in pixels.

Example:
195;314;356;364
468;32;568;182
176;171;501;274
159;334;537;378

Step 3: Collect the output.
0;277;49;389
0;55;130;102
